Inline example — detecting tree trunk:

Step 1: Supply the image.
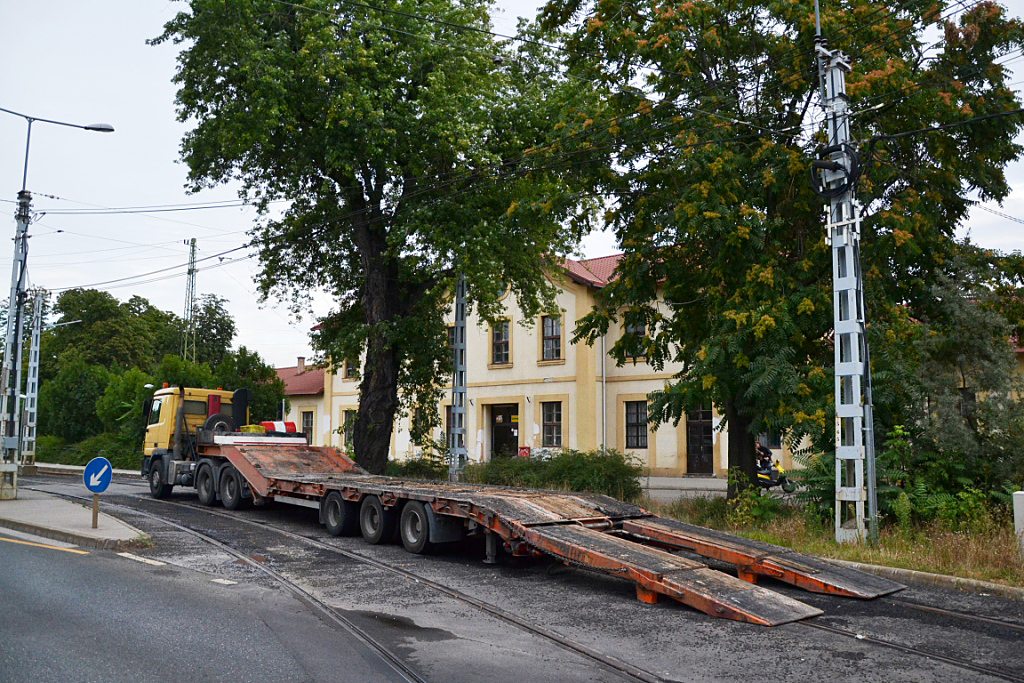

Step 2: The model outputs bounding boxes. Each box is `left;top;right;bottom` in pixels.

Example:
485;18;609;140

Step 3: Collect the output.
723;398;757;499
351;217;402;475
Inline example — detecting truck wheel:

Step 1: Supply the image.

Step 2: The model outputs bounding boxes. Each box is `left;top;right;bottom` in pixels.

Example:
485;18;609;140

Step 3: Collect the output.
399;501;434;555
359;495;396;545
220;467;246;510
323;491;359;536
196;465;217;506
148;458;173;499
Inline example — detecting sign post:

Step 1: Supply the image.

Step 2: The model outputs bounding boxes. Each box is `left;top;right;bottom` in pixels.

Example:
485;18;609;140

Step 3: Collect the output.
83;456;112;529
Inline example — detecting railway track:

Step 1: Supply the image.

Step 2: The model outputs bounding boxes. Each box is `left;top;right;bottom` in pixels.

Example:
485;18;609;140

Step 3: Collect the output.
25;482;670;683
23;477;1024;683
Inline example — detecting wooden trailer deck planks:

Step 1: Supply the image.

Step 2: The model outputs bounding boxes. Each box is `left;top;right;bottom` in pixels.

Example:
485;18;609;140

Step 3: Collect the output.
212;442;899;625
620;517;905;598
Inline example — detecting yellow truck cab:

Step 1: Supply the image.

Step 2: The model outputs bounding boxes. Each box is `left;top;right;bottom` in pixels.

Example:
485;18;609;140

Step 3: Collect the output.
141;385;250;498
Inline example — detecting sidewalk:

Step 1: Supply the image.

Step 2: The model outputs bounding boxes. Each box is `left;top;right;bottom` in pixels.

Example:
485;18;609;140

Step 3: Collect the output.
642;476;727;503
0;480;149;551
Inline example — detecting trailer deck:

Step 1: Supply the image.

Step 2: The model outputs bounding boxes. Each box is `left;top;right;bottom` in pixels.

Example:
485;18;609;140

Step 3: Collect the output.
202;440;904;626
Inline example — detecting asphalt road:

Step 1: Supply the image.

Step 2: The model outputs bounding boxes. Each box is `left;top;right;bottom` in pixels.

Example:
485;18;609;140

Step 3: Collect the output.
0;528;407;683
13;475;1024;683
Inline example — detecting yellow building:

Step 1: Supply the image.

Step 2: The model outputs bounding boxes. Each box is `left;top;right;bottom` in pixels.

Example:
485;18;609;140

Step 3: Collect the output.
292;254;795;478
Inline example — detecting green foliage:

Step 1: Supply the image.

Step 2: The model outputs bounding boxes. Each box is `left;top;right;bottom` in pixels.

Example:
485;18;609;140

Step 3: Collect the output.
462;449;642;500
725;467;784;526
547;0;1024;484
386;457;449;480
95;368;155;444
152;354;215;389
41;432;139;471
38;355;110;442
154;2;605;474
214;346;285;423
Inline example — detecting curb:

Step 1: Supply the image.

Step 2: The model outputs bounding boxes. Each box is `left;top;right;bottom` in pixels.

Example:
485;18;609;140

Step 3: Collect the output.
0;517;149;551
32;463;139;478
831;559;1024;601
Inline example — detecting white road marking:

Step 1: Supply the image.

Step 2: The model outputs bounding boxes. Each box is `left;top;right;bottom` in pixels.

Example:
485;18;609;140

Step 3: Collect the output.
211;578;238;585
117;552;166;566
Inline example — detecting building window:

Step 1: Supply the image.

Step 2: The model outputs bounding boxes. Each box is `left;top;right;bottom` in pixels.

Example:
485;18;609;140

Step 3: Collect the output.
758;431;782;450
344;359;358;379
623;318;646;359
541;401;562;448
492;320;510;365
625;400;648;449
541;315;561;360
301;411;314;440
342;409;357;447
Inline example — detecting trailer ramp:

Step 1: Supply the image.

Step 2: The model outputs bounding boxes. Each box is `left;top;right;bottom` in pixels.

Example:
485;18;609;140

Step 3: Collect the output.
518;523;822;626
620;517;904;599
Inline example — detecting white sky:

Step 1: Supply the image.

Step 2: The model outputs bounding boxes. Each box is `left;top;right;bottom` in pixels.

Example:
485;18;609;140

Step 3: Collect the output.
1;1;1023;369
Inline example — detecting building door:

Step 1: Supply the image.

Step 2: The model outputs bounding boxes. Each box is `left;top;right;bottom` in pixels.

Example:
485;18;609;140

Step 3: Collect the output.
490;404;519;459
686;406;714;474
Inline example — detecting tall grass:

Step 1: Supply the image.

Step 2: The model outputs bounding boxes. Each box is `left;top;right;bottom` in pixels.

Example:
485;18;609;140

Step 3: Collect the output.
653;497;1024;587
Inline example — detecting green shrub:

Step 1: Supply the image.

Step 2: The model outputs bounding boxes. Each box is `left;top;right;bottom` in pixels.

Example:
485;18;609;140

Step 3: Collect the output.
38;432;139;470
386;457;449;480
726;467;784;526
462;448;642;500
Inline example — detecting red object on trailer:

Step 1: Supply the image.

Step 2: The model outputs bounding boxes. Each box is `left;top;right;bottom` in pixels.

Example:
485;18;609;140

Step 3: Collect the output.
259;421;296;433
208;394;221;416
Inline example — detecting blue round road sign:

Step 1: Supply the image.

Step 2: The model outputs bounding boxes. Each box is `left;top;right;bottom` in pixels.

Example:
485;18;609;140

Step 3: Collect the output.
84;457;113;494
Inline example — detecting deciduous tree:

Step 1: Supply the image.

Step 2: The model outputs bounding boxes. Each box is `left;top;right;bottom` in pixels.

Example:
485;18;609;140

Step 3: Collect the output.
155;1;602;473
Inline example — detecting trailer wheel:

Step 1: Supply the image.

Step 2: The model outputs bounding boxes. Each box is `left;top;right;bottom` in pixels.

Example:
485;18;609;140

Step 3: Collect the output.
220;467;246;510
359;495;396;544
399;501;434;555
196;465;217;506
148;458;173;499
323;491;359;536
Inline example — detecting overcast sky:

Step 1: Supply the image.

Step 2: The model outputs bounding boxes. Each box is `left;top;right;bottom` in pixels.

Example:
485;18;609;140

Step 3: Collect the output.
2;1;1024;369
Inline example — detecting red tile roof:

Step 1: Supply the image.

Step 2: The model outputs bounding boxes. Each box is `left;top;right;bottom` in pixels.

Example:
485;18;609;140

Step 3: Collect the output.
275;364;325;396
562;253;622;287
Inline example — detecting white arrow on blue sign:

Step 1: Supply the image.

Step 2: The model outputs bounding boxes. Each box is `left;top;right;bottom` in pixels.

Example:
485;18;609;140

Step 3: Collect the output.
84;457;113;494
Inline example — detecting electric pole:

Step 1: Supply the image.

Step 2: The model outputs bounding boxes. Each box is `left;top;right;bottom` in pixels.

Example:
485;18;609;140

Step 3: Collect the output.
811;2;878;544
21;289;44;469
448;275;468;481
182;238;198;363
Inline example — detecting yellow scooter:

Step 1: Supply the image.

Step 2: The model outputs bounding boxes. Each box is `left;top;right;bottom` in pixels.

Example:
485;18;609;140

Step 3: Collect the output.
757;459;796;493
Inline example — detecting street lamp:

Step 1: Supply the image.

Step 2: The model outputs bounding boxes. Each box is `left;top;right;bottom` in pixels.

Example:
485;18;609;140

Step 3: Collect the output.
0;106;113;499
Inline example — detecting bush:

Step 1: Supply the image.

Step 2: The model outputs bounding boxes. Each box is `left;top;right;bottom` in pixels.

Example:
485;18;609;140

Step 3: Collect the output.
386;457;449;480
462;448;642;500
37;432;139;471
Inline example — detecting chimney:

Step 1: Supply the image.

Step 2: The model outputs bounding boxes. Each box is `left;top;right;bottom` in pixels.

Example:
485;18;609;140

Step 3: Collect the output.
297;356;305;374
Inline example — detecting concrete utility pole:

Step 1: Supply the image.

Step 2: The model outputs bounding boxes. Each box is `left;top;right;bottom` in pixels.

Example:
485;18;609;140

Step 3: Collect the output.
0;106;113;499
448;275;468;481
811;3;878;544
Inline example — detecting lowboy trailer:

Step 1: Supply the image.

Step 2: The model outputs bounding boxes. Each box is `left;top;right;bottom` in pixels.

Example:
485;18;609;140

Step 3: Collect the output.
140;387;902;627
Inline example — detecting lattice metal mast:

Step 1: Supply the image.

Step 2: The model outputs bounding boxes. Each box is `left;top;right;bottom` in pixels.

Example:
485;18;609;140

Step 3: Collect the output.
810;2;878;544
20;289;43;466
448;275;468;481
182;238;198;363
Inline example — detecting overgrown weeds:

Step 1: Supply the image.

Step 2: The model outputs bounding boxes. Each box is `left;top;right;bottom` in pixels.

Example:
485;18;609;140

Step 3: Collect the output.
653;495;1024;587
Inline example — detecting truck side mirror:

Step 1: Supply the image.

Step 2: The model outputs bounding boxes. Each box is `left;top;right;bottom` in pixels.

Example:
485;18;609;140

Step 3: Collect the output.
142;398;152;421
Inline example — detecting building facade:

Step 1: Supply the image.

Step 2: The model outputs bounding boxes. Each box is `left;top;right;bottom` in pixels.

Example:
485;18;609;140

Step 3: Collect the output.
277;255;799;478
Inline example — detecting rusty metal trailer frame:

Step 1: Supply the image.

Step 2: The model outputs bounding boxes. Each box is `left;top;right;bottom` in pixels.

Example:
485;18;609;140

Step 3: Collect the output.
186;436;903;627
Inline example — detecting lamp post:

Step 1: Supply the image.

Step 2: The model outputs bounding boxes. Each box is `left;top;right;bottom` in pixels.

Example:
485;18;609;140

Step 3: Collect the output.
0;107;113;499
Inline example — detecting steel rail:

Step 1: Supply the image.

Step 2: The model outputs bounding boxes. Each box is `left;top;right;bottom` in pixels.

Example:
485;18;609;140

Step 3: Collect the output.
883;598;1024;634
798;620;1024;683
23;486;427;683
26;482;668;683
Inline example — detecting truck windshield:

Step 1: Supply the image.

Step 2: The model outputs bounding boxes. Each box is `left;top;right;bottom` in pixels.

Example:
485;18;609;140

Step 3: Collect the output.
148;398;163;426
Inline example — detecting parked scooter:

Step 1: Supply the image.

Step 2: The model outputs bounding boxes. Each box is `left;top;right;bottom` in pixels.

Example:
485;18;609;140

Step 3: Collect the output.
756;444;796;493
757;460;796;493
